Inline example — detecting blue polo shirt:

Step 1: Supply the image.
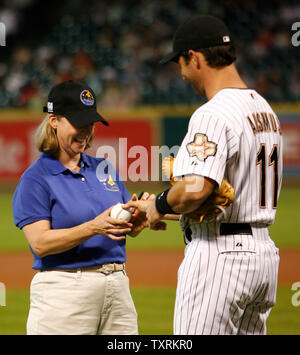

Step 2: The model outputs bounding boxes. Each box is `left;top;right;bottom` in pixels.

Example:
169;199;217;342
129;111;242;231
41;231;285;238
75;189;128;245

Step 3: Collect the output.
12;152;131;270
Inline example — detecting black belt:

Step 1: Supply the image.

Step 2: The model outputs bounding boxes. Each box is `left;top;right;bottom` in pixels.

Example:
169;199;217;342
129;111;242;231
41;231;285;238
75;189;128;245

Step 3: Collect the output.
220;223;252;235
184;223;252;243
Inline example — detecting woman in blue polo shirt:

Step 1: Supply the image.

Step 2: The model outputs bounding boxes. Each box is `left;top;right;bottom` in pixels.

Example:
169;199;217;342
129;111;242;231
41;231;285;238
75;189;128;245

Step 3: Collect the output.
12;80;153;335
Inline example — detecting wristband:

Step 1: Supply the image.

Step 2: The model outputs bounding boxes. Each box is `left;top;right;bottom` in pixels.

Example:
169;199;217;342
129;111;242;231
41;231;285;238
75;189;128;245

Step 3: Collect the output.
155;189;177;215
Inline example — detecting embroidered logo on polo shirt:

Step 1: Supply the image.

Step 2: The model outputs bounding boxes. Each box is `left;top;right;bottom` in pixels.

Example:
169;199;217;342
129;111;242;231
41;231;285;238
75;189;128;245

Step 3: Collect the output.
96;161;120;192
80;90;94;106
106;175;119;190
186;133;217;161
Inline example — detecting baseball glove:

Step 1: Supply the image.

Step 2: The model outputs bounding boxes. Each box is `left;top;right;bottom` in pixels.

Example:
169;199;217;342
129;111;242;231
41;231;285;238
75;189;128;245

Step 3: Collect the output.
162;155;234;222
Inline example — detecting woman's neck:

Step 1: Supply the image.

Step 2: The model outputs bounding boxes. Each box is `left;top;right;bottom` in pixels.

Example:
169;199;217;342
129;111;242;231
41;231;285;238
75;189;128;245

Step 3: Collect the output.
57;151;81;172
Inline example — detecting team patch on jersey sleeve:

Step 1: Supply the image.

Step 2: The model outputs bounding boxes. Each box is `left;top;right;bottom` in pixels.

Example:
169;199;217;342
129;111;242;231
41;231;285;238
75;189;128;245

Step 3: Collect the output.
186;133;217;161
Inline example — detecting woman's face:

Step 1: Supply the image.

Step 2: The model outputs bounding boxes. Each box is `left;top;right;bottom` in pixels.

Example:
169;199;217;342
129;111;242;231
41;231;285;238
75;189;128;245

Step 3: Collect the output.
49;115;94;158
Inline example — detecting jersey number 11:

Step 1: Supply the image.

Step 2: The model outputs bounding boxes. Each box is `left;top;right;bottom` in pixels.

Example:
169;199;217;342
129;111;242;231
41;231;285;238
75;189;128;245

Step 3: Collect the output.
256;144;279;209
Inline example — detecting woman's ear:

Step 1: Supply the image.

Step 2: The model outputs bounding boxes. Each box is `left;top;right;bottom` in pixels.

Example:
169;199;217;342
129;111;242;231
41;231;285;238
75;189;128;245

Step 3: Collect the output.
48;114;58;130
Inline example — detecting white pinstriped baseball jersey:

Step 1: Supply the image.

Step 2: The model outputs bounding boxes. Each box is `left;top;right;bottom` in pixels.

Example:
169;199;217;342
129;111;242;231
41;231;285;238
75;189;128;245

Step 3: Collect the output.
172;88;282;335
173;88;283;226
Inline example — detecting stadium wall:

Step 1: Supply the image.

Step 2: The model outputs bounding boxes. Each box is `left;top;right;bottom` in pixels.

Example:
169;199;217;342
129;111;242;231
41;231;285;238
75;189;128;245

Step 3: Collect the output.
0;104;299;184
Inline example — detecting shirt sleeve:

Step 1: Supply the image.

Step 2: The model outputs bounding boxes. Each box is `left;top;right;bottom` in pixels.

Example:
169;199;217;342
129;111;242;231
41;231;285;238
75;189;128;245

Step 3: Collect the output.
173;110;239;187
12;176;51;229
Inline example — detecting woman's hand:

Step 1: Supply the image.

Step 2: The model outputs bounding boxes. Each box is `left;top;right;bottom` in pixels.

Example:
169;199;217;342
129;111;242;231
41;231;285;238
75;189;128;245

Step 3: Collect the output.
124;193;167;236
91;206;133;240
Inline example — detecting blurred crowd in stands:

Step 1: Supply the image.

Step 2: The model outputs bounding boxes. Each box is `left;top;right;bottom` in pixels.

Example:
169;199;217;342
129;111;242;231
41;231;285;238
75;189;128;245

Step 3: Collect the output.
0;0;299;109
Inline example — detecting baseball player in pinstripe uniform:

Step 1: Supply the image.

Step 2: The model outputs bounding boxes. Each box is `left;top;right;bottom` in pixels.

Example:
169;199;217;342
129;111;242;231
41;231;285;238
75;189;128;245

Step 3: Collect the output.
125;14;282;335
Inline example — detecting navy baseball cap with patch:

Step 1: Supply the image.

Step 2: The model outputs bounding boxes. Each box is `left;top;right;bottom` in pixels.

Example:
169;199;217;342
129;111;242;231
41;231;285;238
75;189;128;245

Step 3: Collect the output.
159;14;232;64
43;80;109;127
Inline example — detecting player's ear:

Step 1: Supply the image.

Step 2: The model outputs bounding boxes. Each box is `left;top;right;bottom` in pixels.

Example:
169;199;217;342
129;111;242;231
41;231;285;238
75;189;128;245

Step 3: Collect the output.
189;50;201;69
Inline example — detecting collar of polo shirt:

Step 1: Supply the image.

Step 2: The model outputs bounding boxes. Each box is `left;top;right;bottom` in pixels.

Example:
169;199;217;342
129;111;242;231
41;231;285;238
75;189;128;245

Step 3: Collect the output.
43;153;90;175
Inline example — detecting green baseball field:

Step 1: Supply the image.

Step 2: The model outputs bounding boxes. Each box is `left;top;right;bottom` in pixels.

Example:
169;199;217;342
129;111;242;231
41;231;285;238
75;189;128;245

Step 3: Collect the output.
0;185;299;335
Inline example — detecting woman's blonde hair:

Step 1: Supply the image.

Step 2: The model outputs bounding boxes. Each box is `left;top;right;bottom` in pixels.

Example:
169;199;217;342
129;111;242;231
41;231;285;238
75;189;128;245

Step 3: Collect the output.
35;115;94;157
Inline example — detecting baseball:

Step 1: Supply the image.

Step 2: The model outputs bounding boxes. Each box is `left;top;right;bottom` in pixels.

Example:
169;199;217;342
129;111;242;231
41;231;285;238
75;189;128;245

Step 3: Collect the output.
110;203;132;222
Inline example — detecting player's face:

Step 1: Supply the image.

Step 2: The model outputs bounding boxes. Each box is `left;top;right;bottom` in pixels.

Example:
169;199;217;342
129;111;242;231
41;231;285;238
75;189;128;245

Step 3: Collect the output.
178;56;205;97
51;116;94;157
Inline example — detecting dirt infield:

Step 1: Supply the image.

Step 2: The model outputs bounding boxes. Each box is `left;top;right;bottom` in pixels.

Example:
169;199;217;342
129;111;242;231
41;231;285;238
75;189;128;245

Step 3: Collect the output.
0;249;299;289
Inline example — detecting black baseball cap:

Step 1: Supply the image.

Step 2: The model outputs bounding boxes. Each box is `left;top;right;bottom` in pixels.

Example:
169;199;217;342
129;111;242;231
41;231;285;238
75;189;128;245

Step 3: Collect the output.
43;80;109;127
159;14;232;64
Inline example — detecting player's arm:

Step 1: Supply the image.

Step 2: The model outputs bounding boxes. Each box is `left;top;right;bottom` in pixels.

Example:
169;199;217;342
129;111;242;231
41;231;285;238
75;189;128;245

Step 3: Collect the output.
123;175;216;229
22;208;132;258
162;214;181;221
166;174;216;214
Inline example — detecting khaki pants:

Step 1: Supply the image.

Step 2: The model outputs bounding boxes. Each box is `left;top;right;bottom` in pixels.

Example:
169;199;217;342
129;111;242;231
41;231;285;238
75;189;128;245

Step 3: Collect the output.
27;269;138;335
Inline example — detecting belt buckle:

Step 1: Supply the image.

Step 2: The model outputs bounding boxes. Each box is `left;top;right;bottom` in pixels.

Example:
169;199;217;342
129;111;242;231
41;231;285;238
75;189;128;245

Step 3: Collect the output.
100;264;113;275
99;263;124;274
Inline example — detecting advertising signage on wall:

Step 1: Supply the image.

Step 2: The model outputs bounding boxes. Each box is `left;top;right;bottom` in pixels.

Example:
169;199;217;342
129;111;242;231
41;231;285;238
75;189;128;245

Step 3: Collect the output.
0;119;155;182
0;112;299;182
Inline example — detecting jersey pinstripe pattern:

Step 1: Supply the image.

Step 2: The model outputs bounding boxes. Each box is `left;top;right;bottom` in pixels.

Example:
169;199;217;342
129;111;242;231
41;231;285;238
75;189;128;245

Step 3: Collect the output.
173;88;283;225
172;89;282;335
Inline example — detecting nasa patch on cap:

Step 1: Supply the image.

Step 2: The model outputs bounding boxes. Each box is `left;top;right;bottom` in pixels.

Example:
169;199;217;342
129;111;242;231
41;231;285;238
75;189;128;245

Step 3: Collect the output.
80;90;95;106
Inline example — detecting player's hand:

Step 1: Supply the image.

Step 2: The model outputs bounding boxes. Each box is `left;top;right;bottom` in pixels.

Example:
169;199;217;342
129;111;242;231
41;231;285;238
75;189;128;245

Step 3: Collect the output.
124;196;153;213
127;193;149;237
144;198;164;229
130;192;150;217
124;196;166;231
91;206;133;240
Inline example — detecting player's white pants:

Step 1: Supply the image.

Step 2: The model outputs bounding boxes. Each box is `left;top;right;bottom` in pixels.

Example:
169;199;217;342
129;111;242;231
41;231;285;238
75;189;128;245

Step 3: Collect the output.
174;225;280;335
